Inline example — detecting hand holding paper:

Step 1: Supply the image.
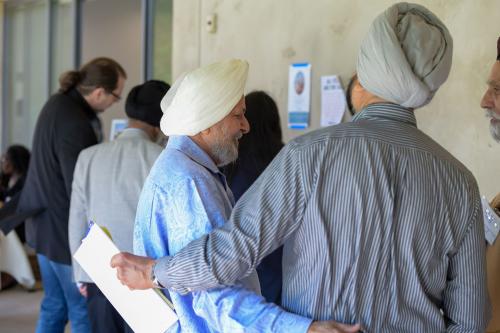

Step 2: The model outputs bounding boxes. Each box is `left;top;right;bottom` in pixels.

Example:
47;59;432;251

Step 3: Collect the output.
74;223;177;333
110;252;155;290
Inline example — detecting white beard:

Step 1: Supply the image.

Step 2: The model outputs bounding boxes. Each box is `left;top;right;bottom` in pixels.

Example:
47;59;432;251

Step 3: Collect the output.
490;122;500;143
211;127;242;167
485;109;500;143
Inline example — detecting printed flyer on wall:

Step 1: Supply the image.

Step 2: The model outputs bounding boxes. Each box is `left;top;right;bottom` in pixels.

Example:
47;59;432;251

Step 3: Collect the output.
320;75;347;127
288;63;311;129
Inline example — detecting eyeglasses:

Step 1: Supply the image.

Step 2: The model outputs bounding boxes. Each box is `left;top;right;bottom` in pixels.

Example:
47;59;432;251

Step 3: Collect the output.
108;91;122;101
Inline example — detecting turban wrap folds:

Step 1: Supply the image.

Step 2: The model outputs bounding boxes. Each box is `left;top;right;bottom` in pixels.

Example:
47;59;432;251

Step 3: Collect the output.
357;2;453;109
160;59;249;136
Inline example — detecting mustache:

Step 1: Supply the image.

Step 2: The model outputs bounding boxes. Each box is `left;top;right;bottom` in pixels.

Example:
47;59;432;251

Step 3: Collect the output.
485;109;500;121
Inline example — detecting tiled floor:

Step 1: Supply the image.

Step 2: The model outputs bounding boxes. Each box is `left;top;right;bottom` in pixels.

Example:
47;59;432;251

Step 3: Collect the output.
0;285;70;333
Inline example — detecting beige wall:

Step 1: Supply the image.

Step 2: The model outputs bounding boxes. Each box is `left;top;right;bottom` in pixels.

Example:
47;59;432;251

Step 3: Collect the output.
173;0;500;198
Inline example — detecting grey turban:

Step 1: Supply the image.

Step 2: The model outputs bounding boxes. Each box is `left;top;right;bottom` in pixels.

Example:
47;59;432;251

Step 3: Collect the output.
357;2;453;109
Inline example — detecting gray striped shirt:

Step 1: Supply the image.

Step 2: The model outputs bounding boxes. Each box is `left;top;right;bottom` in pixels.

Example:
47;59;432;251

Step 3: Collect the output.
156;103;490;332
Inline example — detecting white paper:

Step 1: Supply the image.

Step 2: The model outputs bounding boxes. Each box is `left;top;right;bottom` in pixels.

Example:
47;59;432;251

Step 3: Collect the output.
320;75;346;127
74;224;178;333
288;63;311;129
481;196;500;245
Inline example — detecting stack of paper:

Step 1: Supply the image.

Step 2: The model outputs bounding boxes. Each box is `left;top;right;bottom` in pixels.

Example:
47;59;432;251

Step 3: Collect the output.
74;223;178;333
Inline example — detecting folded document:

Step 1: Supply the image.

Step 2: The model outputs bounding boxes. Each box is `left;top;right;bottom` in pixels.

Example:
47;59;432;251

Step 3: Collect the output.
74;223;177;333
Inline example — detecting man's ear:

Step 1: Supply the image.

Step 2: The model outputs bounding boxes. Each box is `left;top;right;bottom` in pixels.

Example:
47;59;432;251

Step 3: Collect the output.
352;79;364;95
93;87;107;100
85;87;105;102
200;127;211;136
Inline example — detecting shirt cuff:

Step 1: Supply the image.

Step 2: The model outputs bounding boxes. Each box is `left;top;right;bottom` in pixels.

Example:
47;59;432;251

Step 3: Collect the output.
154;256;195;294
154;256;179;291
275;311;313;333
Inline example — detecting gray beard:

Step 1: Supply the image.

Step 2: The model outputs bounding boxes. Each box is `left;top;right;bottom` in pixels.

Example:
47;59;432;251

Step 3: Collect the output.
490;121;500;143
212;141;238;167
485;109;500;143
211;128;239;167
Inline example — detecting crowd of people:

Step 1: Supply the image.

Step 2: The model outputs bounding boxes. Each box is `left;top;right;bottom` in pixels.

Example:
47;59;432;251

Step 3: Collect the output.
1;2;500;333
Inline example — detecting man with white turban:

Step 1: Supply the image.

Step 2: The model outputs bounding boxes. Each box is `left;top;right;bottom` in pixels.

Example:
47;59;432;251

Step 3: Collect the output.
113;3;490;331
111;59;360;333
481;36;500;333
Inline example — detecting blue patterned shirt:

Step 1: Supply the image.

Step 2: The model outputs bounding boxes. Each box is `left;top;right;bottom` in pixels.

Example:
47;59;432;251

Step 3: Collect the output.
133;135;312;333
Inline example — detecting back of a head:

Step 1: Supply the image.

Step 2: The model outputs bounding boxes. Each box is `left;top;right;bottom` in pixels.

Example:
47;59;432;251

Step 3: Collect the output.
239;91;283;161
6;145;30;176
125;80;170;128
357;2;453;109
59;57;127;95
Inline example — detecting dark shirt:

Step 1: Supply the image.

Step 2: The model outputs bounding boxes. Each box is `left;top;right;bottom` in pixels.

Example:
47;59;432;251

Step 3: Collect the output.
18;88;101;264
0;177;26;242
0;177;24;203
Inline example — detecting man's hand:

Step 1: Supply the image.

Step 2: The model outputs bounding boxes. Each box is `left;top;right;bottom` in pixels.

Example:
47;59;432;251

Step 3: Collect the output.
308;321;362;333
110;252;156;290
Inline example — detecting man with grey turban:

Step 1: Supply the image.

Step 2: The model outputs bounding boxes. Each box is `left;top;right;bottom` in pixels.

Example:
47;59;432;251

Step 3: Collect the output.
113;4;490;331
481;36;500;333
111;60;358;333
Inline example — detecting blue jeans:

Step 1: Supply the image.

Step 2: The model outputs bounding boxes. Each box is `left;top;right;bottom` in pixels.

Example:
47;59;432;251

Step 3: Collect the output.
35;254;90;333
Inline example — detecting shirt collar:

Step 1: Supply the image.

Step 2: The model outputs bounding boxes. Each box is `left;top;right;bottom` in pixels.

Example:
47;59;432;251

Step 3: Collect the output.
116;128;151;141
352;103;417;127
167;135;220;175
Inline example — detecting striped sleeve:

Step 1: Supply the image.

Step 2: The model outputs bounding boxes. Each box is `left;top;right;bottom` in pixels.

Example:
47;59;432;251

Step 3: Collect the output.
442;187;491;332
155;141;310;293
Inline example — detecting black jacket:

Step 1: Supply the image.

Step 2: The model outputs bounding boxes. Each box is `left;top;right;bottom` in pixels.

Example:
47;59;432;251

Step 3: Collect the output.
18;88;101;264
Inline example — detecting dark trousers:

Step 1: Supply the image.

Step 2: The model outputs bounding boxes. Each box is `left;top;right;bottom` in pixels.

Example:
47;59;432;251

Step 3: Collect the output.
86;283;134;333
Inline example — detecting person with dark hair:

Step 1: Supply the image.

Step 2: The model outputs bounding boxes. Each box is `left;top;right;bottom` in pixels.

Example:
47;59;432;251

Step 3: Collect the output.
68;80;169;333
223;91;285;304
0;144;30;242
0;144;32;290
224;91;283;199
481;36;500;333
0;145;30;201
18;57;126;333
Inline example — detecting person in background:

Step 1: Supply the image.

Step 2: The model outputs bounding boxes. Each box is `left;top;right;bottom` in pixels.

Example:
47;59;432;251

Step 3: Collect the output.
68;80;169;333
18;57;126;333
0;144;31;289
480;36;500;333
0;145;30;242
222;91;285;304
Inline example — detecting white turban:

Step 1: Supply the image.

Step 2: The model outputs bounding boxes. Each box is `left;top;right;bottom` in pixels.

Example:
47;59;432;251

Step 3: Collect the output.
357;2;453;109
160;59;249;136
